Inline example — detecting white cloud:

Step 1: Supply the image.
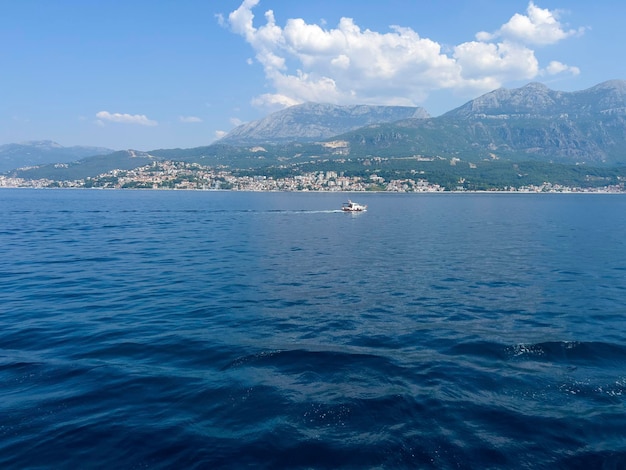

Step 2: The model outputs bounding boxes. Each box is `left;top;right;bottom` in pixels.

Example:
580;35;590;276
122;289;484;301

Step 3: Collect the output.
224;1;583;110
454;41;539;83
215;13;225;28
215;130;228;139
545;60;580;76
251;93;302;109
478;2;586;46
230;117;244;126
96;111;157;126
179;116;203;123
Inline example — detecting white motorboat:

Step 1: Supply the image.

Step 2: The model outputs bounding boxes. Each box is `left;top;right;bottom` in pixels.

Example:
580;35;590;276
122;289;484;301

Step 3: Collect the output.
341;200;367;212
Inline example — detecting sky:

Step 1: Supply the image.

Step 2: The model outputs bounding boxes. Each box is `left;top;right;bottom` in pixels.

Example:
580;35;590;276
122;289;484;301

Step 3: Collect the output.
1;0;625;151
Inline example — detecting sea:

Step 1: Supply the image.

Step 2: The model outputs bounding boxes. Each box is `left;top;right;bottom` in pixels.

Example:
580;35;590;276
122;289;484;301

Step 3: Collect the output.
1;188;625;469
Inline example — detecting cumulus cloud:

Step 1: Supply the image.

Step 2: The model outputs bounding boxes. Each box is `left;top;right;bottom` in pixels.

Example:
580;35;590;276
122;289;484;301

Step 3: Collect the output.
545;60;580;76
215;130;228;139
223;1;583;110
96;111;157;126
179;116;203;123
453;41;539;85
477;2;586;46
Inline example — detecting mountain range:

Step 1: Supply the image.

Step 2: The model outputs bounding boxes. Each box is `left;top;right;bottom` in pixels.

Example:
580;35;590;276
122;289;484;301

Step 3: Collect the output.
382;80;626;165
5;80;626;181
214;80;626;166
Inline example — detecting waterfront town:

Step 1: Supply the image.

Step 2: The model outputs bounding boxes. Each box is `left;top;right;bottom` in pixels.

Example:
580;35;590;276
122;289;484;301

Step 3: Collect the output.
1;160;625;193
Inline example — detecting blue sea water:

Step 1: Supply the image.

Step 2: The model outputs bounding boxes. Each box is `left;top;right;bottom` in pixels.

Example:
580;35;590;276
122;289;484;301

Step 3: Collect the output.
1;189;626;469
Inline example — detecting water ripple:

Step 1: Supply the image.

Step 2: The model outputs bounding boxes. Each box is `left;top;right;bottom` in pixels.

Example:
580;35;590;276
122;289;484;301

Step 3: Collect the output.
2;190;626;468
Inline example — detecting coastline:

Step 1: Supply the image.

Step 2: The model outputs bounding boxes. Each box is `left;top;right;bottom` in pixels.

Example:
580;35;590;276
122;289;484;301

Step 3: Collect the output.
1;186;625;194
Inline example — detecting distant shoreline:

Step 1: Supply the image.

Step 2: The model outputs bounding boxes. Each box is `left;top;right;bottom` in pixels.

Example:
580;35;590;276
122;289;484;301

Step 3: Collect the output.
2;186;626;195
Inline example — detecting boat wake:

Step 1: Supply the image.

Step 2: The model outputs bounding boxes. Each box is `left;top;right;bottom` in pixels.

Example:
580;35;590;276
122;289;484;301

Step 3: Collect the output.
266;209;344;214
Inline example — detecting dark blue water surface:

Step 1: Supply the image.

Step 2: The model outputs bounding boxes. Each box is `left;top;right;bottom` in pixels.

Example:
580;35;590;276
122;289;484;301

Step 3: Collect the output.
1;189;626;469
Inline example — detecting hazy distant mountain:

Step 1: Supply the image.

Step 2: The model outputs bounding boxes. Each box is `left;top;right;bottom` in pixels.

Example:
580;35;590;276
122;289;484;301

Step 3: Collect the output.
9;150;157;181
218;103;430;145
444;80;626;119
0;140;114;172
334;80;626;164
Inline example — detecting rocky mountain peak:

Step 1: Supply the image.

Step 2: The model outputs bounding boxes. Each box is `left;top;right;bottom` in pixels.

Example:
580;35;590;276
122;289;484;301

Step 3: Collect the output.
581;80;626;113
218;103;430;145
448;82;562;118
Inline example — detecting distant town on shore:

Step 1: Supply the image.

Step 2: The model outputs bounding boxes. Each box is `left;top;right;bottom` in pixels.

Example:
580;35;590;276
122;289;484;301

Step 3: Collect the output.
2;159;624;193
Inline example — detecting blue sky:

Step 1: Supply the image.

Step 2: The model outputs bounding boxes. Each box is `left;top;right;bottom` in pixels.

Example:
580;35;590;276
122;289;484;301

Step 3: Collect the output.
1;0;623;151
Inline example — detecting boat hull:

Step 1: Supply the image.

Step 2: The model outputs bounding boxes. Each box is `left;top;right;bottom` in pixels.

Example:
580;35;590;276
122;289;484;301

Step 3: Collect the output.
341;200;367;212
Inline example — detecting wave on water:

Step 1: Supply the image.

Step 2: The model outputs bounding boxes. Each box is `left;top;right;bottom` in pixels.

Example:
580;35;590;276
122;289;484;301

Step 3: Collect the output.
2;190;626;468
446;339;626;363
